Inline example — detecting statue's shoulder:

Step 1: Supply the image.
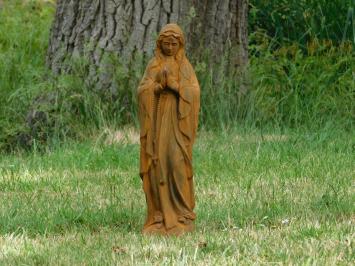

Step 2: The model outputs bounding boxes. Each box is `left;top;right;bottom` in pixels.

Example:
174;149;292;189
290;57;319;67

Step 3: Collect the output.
146;57;160;71
180;58;197;81
181;57;193;70
138;58;159;95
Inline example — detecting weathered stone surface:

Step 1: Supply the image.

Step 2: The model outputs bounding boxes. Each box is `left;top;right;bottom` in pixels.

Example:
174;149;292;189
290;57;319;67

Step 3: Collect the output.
138;24;200;236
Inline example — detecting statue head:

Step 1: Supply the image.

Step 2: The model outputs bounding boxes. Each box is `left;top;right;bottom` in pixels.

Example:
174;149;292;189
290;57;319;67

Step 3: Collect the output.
160;36;180;56
156;23;185;60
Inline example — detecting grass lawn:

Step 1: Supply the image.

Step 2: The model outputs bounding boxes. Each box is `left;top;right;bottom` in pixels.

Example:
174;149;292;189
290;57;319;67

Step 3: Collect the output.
0;127;354;265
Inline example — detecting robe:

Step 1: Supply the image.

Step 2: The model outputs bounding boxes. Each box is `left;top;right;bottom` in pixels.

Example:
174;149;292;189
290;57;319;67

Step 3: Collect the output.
137;39;200;235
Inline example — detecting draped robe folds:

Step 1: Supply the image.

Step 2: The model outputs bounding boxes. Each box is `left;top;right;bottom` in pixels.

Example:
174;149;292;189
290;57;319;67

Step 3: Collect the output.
137;24;200;236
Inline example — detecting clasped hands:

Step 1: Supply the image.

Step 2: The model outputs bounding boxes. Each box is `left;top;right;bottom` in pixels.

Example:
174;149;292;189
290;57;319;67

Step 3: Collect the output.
154;67;179;94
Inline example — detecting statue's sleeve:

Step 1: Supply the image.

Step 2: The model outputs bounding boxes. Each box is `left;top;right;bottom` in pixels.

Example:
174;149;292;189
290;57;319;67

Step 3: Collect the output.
178;62;200;144
137;59;158;178
137;59;157;137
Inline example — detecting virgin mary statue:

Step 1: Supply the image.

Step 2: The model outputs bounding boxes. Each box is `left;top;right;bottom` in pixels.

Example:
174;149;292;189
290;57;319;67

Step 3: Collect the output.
137;23;200;236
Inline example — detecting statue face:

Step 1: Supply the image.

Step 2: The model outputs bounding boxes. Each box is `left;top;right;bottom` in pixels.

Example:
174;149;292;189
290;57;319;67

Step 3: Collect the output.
160;36;180;56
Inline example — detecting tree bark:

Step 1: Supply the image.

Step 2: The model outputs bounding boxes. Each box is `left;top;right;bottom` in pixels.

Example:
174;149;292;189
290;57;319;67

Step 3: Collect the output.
47;0;248;90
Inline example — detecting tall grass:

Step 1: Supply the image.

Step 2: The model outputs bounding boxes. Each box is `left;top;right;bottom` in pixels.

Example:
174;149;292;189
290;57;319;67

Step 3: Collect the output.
0;1;55;150
249;0;354;45
246;34;354;129
194;32;354;129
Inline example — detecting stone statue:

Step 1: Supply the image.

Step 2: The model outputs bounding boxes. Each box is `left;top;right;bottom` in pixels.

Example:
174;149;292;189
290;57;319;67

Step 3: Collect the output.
137;24;200;236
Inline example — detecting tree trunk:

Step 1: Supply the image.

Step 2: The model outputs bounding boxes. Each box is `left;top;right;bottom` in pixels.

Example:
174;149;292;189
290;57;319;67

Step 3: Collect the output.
47;0;248;91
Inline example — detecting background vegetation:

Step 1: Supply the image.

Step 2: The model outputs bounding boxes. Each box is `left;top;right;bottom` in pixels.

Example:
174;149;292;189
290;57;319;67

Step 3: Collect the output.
249;0;354;44
0;0;353;151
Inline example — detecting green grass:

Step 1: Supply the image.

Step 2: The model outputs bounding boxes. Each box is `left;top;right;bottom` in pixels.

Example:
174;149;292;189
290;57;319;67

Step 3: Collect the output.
0;128;353;264
249;0;354;44
0;0;56;150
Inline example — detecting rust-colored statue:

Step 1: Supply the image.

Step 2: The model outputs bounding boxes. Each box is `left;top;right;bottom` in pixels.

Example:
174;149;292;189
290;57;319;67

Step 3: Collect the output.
137;24;200;236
